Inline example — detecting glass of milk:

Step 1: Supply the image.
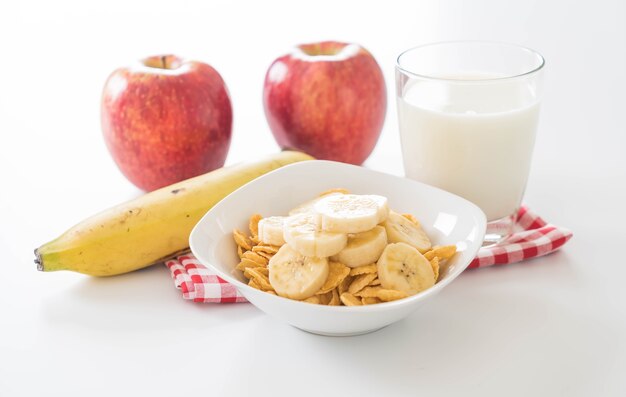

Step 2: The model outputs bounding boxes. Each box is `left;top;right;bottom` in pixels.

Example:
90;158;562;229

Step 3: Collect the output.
395;42;545;245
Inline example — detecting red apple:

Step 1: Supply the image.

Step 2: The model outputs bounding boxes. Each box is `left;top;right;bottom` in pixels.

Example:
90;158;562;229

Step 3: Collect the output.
101;55;232;191
263;41;386;165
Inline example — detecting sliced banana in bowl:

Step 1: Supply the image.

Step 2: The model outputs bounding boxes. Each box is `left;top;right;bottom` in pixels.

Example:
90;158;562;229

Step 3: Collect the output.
283;213;347;257
377;242;435;295
383;211;432;253
314;194;389;234
330;226;388;268
258;216;287;246
288;190;347;216
269;244;329;300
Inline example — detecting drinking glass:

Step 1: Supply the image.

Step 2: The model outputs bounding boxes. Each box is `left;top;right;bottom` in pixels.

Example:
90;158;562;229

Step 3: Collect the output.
395;41;545;244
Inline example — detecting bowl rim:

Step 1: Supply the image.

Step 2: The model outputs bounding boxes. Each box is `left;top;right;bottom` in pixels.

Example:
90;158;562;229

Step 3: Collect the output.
189;160;486;312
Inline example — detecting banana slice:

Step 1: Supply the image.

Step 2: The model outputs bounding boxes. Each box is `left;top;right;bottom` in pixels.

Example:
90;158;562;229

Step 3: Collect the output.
383;211;431;253
377;242;434;295
330;226;388;268
314;194;389;234
288;191;344;216
282;213;347;257
257;216;287;246
268;244;329;300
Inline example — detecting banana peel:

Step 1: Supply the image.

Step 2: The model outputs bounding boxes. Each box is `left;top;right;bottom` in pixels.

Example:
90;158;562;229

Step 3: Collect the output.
35;151;313;276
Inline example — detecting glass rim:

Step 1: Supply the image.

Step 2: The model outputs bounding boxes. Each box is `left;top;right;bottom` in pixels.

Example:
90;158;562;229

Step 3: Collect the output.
396;40;545;82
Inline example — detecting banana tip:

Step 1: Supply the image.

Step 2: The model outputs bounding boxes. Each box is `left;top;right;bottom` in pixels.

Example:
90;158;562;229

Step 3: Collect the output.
34;248;43;271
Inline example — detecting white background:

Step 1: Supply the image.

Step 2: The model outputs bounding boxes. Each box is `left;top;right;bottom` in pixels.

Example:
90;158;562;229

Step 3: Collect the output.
1;0;625;396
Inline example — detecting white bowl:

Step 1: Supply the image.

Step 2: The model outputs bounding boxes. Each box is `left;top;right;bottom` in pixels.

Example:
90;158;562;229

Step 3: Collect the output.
189;160;486;336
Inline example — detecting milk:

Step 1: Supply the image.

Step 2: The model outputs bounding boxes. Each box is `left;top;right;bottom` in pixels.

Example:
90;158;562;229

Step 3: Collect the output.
397;75;540;221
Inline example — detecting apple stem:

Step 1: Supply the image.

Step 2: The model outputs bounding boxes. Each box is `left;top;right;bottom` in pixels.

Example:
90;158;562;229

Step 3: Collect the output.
161;56;167;69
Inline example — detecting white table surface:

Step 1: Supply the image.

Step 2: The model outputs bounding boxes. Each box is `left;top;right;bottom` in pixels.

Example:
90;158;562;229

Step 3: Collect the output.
1;0;625;396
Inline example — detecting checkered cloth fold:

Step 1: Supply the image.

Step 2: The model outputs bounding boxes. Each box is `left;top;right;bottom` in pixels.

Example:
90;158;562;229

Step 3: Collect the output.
165;206;572;303
468;206;572;268
165;254;247;303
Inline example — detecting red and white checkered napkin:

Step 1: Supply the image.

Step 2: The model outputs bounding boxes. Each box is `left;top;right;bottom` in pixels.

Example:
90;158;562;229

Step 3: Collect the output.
468;206;572;269
164;206;572;303
165;254;247;303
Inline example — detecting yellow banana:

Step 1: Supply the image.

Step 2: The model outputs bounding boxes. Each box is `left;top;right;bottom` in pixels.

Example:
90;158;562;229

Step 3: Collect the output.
35;151;313;276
